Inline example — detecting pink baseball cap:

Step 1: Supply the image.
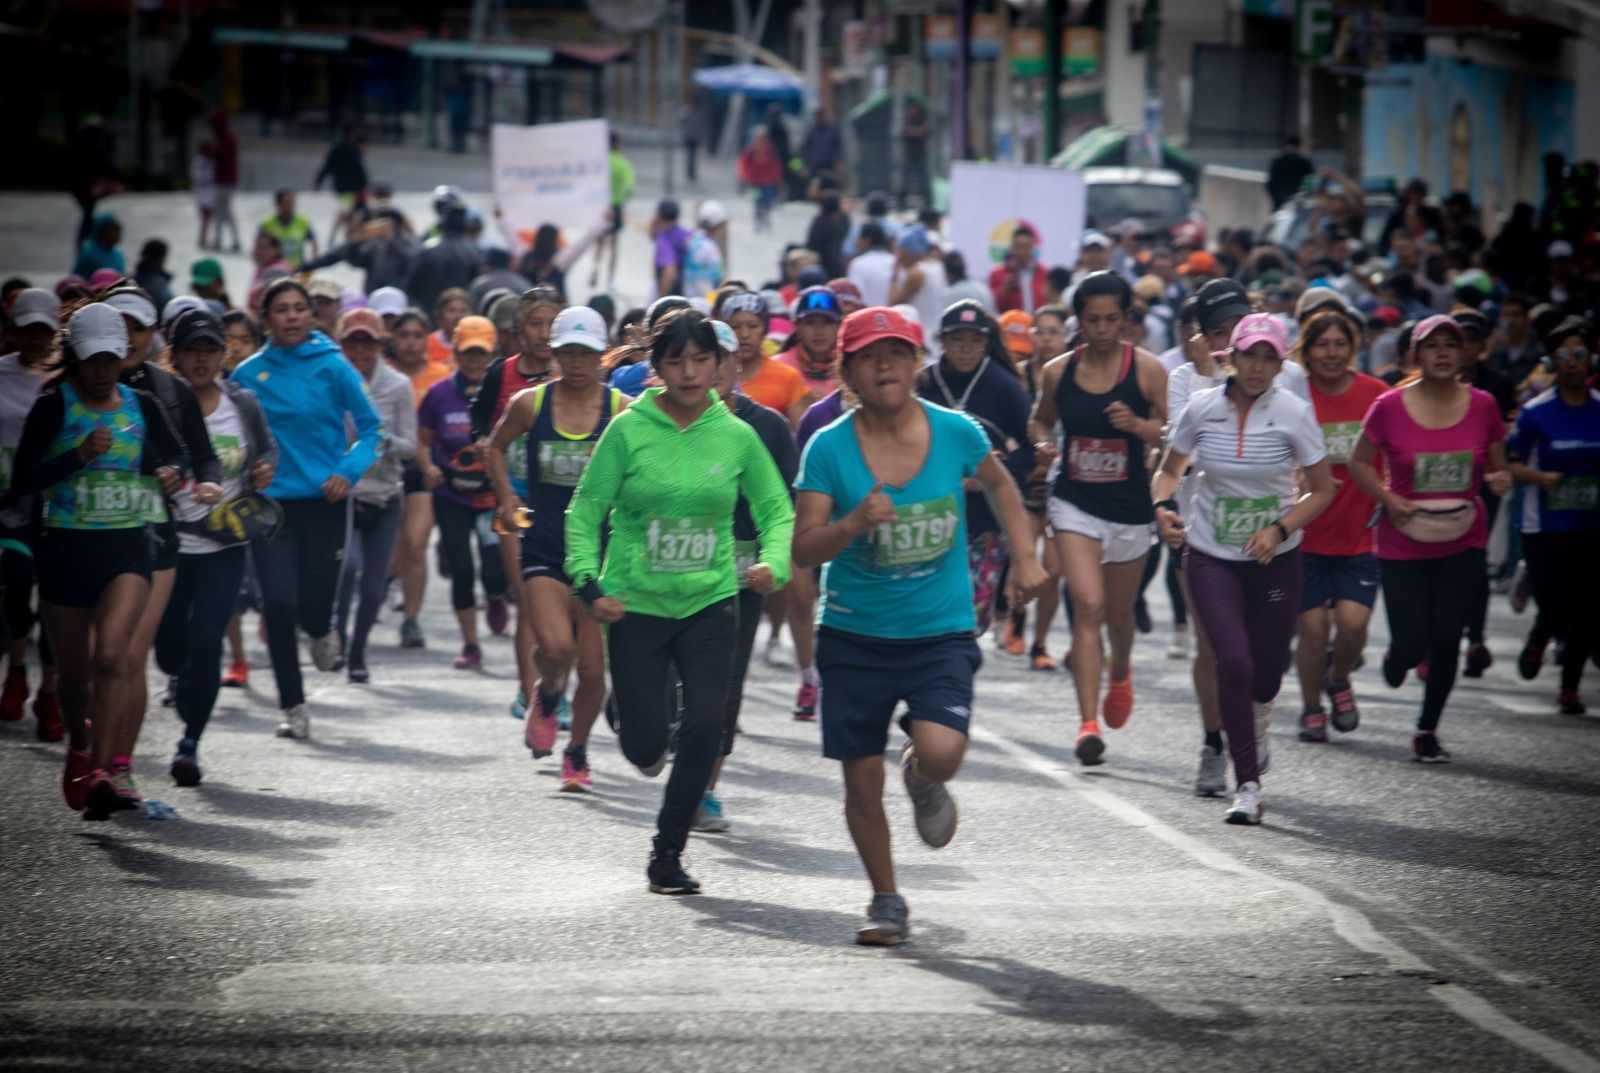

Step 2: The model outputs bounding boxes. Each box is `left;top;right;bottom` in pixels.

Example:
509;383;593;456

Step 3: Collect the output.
1412;313;1465;347
1229;312;1288;358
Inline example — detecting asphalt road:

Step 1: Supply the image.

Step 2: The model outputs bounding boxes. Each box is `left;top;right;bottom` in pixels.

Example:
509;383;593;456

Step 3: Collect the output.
0;556;1596;1073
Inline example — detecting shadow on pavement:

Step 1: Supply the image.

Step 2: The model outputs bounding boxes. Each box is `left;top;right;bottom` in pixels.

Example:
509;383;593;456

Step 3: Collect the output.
78;834;315;899
1263;801;1560;877
189;785;394;828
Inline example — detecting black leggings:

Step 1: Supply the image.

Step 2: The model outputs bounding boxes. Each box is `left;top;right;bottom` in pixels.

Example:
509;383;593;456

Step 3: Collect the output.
254;497;349;710
608;598;737;855
721;588;764;757
1164;540;1188;627
335;503;403;655
1379;548;1485;731
1;543;53;665
1522;531;1600;692
154;546;247;741
433;496;507;612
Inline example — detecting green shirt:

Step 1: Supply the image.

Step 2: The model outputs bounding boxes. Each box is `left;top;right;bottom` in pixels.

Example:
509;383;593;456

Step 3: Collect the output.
566;388;794;619
608;151;636;206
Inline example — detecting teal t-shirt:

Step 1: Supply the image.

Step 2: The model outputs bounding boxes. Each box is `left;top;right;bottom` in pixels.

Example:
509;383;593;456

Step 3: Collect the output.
796;399;991;639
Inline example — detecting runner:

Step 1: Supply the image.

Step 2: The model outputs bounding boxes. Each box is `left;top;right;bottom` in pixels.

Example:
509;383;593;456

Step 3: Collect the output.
332;309;415;683
611;297;690;399
1151;313;1333;824
0;289;62;740
154;309;277;785
1347;315;1511;762
716;289;807;424
486;306;627;784
793;305;1046;944
220;310;262;373
1292;310;1388;742
233;278;383;740
1028;271;1168;766
9;304;188;818
385;307;446;647
565;308;794;895
426;288;471;366
416;315;509;670
1508;317;1600;714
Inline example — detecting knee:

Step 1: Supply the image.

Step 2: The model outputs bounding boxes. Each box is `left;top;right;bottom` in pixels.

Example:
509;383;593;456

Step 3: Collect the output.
915;749;962;784
536;633;574;669
1212;652;1251;685
575;652;606;684
1072;595;1107;627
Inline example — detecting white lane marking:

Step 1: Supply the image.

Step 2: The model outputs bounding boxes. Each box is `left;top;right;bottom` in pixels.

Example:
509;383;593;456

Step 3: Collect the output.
970;726;1600;1073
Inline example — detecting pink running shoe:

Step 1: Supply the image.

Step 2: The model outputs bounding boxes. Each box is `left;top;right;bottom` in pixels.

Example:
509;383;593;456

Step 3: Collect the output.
559;751;593;792
792;681;819;721
485;595;510;636
525;693;558;758
453;643;482;670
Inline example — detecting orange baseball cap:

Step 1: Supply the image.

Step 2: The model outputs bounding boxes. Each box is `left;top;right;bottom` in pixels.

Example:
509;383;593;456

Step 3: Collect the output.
998;309;1033;354
452;315;498;353
337;308;385;340
1179;250;1219;276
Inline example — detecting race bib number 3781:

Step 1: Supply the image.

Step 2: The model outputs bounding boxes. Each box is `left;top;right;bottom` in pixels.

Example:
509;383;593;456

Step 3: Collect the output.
646;515;719;573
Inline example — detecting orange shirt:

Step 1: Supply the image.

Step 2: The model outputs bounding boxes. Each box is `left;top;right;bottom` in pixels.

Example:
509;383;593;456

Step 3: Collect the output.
739;356;808;418
392;357;455;407
426;330;454;366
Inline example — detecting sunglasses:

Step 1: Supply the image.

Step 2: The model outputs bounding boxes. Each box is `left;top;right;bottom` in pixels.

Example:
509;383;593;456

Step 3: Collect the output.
796;293;841;315
1555;347;1591;362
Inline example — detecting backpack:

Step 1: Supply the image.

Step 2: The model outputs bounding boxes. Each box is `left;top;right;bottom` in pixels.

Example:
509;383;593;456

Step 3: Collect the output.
681;231;724;296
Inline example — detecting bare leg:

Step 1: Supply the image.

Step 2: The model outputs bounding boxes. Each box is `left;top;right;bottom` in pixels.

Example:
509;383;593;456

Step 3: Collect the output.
1101;555;1146;686
1329;601;1372;682
569;599;607;747
226;612;246;664
787;567;817;669
500;536;537;700
117;567;175;760
1030;514;1061;651
398;494;433;621
39;605;93;752
841;755;895;894
1295;607;1332;710
1057;532;1109;724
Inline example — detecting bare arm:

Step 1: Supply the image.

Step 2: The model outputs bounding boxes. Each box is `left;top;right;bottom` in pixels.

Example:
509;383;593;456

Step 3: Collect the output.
1027;356;1067;464
486;390;538;525
975;453;1047;603
792;485;896;569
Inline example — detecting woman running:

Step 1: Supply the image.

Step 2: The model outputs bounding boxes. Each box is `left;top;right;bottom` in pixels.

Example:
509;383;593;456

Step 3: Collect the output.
155;309;277;785
1347;314;1511;762
426;288;471;367
1292;310;1387;742
1152;314;1333;825
487;306;627;784
566;308;794;896
417;315;509;670
220;309;262;374
793;306;1046;944
10;304;188;818
1508;317;1600;714
717;289;808;425
332;309;415;683
1029;271;1167;767
386;308;447;647
234;278;382;740
0;289;62;739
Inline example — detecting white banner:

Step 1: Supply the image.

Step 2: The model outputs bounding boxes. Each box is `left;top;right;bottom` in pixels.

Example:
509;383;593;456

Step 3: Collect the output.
947;162;1087;288
492;119;612;250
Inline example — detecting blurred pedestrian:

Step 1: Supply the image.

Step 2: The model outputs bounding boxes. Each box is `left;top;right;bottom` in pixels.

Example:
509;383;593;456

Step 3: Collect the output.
404;205;482;314
314;125;369;245
469;248;532;312
900;99;931;210
191;139;217;249
260;189;318;271
846;222;895;308
1266;134;1314;210
682;201;727;299
943;250;996;314
651;199;694;298
189;257;232;312
301;207;416;294
133;240;174;313
678;102;703;184
247;230;292;311
204;110;242;253
71;213;125;279
890;227;946;357
593;133;636;291
68;117;123;249
739;126;784;234
800;109;843;200
988;224;1048;315
805;193;851;281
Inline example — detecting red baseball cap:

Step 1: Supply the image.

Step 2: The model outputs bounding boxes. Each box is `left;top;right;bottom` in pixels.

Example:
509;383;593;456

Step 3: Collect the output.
840;306;921;355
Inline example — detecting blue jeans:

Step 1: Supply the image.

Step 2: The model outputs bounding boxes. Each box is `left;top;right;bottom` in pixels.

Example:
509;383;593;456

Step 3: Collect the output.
336;501;404;655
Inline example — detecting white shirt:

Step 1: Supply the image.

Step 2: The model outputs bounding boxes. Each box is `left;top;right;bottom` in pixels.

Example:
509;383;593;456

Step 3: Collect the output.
897;258;948;358
1168;382;1326;562
0;353;51;529
847;249;896;308
1168;360;1309;429
174;391;247;555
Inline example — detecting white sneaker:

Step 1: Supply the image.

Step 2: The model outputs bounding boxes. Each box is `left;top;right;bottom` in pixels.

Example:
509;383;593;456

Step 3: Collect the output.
1224;781;1264;825
1166;624;1190;659
309;632;341;672
763;636;793;668
1253;700;1273;776
275;704;310;739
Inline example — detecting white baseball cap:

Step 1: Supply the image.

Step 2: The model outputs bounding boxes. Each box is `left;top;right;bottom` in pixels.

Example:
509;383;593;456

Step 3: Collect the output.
711;319;738;354
10;288;60;331
161;295;207;328
698;199;728;228
369;286;409;317
66;303;130;360
550;306;608;352
1080;229;1111;249
105;290;158;328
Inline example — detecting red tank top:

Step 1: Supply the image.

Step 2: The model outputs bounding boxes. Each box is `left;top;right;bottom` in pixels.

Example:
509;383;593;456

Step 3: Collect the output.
493;354;553;423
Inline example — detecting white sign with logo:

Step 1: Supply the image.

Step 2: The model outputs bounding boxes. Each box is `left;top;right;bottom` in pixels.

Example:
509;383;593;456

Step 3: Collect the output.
492;119;612;251
947;162;1087;285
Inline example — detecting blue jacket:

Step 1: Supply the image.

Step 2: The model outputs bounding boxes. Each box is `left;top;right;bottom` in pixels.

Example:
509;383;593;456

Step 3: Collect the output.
233;331;382;501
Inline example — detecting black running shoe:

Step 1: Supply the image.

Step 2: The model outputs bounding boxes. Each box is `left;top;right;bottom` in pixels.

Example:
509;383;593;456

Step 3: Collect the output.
1412;731;1451;763
1463;643;1493;678
1518;639;1545;681
647;849;701;895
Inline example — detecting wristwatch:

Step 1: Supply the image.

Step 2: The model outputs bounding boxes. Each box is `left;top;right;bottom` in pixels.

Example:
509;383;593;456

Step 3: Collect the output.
1272;520;1290;541
1154;498;1180;515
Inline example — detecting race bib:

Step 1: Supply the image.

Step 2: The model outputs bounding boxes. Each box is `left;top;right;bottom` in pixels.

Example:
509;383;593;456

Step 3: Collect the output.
56;471;167;528
1412;450;1473;494
210;433;246;483
647;515;718;573
1549;476;1599;512
506;437;529;484
734;538;760;590
1320;421;1361;465
538;440;594;487
874;495;960;567
1213;495;1279;547
1066;436;1129;483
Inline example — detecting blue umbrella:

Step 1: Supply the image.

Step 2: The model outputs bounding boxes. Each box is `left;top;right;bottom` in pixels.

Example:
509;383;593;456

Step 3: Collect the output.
691;63;805;98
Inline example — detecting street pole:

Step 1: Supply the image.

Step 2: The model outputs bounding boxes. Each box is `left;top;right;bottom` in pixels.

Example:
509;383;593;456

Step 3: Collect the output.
663;0;678;196
1143;0;1162;168
953;0;970;162
1043;0;1061;161
803;0;822;114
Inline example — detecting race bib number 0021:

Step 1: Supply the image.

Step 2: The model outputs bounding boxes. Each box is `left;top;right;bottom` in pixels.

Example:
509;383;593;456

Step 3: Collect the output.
1066;436;1128;484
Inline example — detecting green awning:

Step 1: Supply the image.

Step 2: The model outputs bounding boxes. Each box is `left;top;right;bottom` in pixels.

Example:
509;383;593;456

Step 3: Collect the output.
212;28;349;52
409;40;555;66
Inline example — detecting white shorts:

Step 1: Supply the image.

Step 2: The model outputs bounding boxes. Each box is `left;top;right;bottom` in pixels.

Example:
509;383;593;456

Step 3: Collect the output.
1048;497;1152;565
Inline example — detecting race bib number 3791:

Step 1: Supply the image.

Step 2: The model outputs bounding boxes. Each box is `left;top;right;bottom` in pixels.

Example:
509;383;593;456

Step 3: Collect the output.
874;495;960;567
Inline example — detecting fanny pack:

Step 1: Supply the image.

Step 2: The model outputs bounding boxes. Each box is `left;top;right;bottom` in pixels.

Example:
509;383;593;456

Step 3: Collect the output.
175;493;285;546
1391;497;1476;544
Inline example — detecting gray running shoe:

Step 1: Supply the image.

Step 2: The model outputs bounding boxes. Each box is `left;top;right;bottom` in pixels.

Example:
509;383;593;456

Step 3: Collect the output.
309;632;340;672
1253;701;1274;776
399;618;425;648
275;704;310;740
855;893;910;946
901;740;958;848
1194;745;1227;797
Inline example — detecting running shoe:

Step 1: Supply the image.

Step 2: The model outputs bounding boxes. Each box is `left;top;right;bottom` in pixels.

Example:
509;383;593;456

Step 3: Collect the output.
525;692;558;758
0;670;27;720
792;681;819;721
556;695;572;731
1134;596;1153;636
901;739;958;848
220;659;249;688
1075;721;1106;766
63;747;94;810
33;692;64;743
1001;617;1026;656
693;793;730;833
81;771;120;822
1463;643;1493;678
1381;650;1408;688
485;595;510;636
1194;745;1227;797
1412;731;1450;763
452;643;483;670
275;705;311;740
346;648;369;684
1559;690;1587;716
309;632;341;672
855;893;910;946
559;750;593;792
1253;701;1274;776
1325;676;1360;733
1224;781;1265;826
110;767;142;809
1166;624;1190;660
1298;707;1329;743
1101;671;1134;730
399;618;425;648
1518;638;1546;681
1509;561;1531;614
763;636;793;668
509;689;527;720
1029;646;1058;671
1416;658;1430;681
170;737;201;787
646;848;701;895
638;750;669;778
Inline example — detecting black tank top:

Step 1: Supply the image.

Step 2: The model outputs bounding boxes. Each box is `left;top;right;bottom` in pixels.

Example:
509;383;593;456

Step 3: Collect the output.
1050;344;1153;524
522;384;619;563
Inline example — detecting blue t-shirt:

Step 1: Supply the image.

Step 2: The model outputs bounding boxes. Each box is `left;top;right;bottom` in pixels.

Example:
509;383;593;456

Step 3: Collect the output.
610;361;651;398
796;399;991;639
1509;387;1600;534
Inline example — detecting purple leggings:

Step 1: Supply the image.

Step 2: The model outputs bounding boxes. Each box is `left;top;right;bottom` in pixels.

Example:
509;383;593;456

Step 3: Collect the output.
1183;545;1303;787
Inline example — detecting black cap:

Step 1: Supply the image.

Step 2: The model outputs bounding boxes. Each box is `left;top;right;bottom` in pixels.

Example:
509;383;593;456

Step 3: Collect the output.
1194;278;1252;333
939;299;992;337
1451;309;1490;337
1177;293;1203;327
657;198;680;222
168;309;226;349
